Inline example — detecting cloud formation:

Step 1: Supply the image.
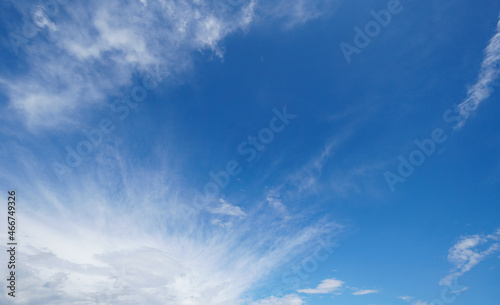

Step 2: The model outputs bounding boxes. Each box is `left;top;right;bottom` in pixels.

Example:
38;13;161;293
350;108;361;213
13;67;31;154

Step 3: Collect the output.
297;278;344;294
250;294;303;305
1;0;253;128
398;295;414;302
439;229;500;285
0;0;337;129
352;289;378;295
456;14;500;127
208;198;247;217
0;144;340;305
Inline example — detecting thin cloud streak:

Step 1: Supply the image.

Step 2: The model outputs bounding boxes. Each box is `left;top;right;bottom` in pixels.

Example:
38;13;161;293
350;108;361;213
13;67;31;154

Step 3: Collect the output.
457;14;500;127
352;289;378;295
249;294;303;305
398;295;414;302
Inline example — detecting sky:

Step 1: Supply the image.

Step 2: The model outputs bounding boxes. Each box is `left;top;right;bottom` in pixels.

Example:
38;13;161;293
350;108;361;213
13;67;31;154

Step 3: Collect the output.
0;0;499;304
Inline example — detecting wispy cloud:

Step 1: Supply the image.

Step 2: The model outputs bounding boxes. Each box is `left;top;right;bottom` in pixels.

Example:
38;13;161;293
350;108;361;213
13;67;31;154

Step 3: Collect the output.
450;287;469;294
0;0;337;129
352;289;378;295
267;126;384;201
208;198;247;217
439;229;500;285
265;188;287;214
0;146;340;304
250;294;303;305
297;278;344;294
256;0;340;29
271;133;348;200
398;295;414;302
1;0;255;128
456;14;500;127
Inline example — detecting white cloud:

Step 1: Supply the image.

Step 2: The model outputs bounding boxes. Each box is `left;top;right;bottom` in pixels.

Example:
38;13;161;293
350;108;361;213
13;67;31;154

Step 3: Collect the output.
32;5;57;31
439;230;500;286
297;278;344;294
2;0;254;128
456;14;500;127
398;295;414;302
449;287;469;294
1;0;336;129
267;126;384;201
208;198;247;217
256;0;340;29
352;289;378;295
272;135;344;200
250;294;303;305
265;189;287;214
413;301;430;305
0;146;340;304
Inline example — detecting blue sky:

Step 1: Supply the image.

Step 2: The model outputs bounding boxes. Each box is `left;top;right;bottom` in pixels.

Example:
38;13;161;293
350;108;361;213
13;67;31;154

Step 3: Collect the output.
0;0;500;304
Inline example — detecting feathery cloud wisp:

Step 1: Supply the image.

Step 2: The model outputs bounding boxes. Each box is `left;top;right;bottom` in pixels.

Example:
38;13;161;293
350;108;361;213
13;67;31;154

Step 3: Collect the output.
1;0;338;130
456;14;500;127
0;145;342;305
250;294;303;305
352;289;378;295
439;229;500;286
398;295;414;302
